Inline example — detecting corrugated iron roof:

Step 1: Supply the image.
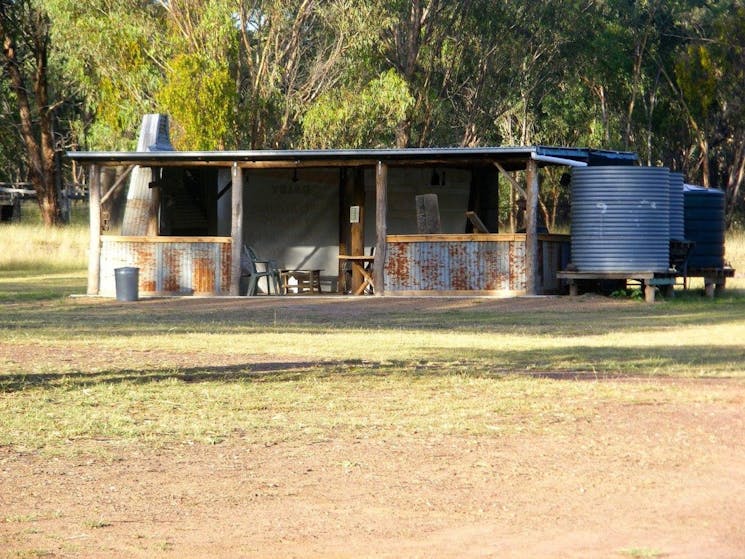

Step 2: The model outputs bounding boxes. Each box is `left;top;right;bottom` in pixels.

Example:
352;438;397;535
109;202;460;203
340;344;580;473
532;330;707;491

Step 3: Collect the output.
66;145;637;171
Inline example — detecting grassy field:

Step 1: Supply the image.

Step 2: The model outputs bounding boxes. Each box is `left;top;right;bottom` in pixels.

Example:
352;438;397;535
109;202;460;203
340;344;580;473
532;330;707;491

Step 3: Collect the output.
2;206;745;456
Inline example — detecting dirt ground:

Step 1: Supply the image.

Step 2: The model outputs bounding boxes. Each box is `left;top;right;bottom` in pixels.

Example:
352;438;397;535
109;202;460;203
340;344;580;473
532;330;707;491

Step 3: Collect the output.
2;297;745;558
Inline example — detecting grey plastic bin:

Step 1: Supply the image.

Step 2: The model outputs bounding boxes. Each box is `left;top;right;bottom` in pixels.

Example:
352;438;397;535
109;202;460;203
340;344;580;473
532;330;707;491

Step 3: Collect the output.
114;267;139;301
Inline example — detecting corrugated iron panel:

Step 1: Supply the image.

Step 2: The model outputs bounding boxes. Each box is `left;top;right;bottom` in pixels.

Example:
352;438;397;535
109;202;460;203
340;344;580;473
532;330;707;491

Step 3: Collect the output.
384;239;523;293
100;237;231;296
571;166;670;272
669;172;685;241
384;236;568;295
69;146;638;167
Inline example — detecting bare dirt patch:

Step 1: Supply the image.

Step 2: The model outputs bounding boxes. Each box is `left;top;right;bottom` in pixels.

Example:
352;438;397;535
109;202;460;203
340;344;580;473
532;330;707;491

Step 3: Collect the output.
2;386;744;558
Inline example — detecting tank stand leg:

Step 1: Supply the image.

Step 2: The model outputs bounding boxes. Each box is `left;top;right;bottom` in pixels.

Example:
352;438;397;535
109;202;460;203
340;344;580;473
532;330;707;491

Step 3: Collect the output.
569;281;578;297
705;276;726;296
704;282;715;298
663;284;675;298
644;282;656;304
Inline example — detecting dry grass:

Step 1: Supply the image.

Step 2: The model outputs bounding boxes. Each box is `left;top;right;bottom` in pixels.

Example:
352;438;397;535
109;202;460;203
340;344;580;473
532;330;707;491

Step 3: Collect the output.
2;209;745;454
0;201;88;273
726;229;745;270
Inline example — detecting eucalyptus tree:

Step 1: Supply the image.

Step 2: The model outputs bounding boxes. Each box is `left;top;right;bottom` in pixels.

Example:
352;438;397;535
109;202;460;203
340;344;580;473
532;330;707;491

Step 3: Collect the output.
45;0;168;150
154;0;238;149
716;5;745;225
672;1;745;223
0;79;25;183
0;0;63;225
233;0;354;148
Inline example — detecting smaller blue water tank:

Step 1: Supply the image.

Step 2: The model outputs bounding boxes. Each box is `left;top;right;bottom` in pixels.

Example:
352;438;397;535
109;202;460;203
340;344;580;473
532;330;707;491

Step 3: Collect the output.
669;173;685;241
683;185;725;269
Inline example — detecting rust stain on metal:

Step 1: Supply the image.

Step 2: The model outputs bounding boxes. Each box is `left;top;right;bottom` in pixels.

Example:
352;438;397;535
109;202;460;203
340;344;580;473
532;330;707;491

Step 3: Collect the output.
386;238;534;293
494;240;510;290
100;238;232;296
448;242;469;290
510;242;526;291
418;243;441;290
162;247;180;293
482;243;496;290
135;243;156;294
193;256;215;294
385;243;411;289
221;244;231;294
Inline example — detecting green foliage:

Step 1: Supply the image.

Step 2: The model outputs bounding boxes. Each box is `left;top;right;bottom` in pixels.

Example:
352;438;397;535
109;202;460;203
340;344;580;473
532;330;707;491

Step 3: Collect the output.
675;44;720;122
0;82;24;182
0;0;742;224
45;0;167;150
302;69;414;148
156;54;236;150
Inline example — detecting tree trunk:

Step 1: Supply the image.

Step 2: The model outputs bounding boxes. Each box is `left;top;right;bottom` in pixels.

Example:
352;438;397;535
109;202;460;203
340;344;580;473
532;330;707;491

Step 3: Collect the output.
1;8;60;226
726;143;745;226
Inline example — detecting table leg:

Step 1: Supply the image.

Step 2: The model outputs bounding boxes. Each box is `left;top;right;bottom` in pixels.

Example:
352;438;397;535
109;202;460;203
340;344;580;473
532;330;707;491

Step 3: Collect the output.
351;263;374;295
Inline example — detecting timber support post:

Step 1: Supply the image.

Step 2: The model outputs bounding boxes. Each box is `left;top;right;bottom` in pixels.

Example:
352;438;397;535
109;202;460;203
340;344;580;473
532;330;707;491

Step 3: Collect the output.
87;164;101;295
374;161;388;296
351;168;365;291
525;159;539;296
230;162;243;296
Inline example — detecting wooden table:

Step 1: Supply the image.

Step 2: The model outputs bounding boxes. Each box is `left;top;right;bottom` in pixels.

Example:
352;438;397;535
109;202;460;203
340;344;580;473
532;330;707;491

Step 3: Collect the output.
338;255;375;295
280;269;322;294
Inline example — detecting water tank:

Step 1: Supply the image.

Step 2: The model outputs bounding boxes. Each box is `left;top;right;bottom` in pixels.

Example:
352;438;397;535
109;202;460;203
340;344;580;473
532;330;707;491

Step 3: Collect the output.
669;172;685;241
683;185;725;269
570;166;670;272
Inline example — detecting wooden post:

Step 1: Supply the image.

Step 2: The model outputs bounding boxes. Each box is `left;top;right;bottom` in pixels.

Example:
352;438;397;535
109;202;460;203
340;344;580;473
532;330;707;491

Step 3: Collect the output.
338;168;350;292
350;168;365;292
147;169;160;236
87;164;101;295
374;161;388;296
525;159;539;296
230;162;243;296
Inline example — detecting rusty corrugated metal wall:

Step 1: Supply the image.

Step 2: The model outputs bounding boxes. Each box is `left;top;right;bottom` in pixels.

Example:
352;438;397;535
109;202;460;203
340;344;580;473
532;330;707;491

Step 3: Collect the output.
384;235;569;295
100;237;231;296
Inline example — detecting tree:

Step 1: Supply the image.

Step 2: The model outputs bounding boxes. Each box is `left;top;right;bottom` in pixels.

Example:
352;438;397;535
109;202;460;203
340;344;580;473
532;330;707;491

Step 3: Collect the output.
0;78;26;182
157;53;236;150
45;0;167;151
154;0;237;149
235;0;352;148
0;0;61;226
302;68;413;148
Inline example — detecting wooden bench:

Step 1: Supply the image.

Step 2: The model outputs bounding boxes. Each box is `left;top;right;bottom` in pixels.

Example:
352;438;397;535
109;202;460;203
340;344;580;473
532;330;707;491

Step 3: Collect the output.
280;269;322;294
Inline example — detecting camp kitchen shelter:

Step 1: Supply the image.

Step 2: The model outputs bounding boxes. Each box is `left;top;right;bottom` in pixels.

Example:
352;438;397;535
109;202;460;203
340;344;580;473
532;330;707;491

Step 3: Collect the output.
68;137;637;298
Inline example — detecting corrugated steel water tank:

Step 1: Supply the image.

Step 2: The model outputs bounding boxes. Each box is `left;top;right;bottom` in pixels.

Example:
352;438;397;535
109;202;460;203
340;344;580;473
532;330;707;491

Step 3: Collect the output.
684;185;725;268
571;166;670;272
669;172;685;241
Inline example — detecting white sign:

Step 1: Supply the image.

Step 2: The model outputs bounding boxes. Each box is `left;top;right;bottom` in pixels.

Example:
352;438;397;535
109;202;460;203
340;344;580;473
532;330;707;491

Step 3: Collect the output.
350;205;360;224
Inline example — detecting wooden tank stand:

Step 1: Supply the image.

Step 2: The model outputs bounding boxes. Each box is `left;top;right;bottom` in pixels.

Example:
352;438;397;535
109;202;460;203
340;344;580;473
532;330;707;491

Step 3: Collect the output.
557;271;677;303
683;267;735;297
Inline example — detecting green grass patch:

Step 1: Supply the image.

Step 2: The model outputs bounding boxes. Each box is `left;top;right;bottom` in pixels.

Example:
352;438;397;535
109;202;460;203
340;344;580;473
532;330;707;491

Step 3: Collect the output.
0;270;87;301
2;367;733;453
